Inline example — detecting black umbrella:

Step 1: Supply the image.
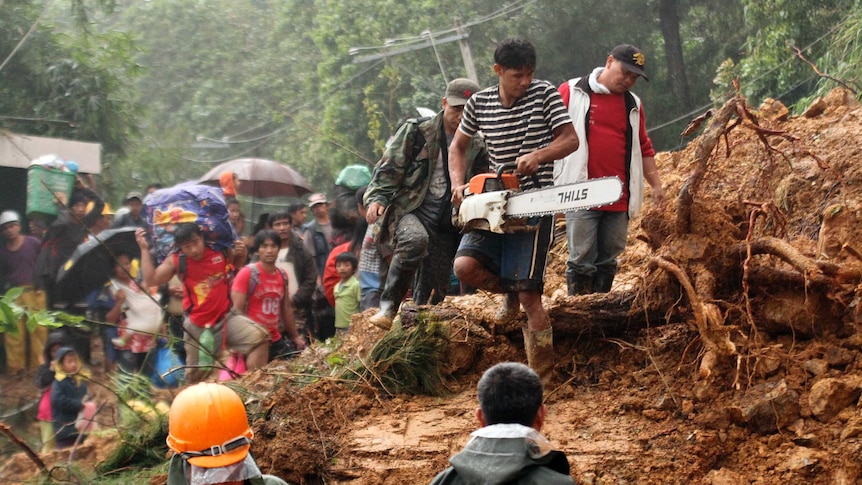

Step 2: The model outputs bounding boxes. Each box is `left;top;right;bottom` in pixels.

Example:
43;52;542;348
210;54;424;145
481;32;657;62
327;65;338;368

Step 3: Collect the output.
55;227;141;303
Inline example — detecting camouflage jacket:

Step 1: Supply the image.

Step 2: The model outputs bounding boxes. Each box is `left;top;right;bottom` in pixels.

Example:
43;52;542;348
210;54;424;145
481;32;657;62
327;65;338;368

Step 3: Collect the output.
364;110;489;245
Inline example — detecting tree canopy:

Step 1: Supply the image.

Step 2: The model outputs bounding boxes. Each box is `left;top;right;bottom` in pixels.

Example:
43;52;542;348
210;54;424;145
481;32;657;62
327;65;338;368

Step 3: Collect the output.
2;0;860;203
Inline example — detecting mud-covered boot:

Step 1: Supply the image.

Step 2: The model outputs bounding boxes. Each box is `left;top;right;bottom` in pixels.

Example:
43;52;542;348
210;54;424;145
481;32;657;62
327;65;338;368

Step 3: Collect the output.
369;301;397;330
566;273;593;296
523;326;555;386
369;257;414;330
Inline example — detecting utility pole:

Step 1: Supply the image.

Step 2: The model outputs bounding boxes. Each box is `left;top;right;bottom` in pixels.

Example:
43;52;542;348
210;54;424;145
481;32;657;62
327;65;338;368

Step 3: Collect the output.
455;19;478;84
350;21;478;84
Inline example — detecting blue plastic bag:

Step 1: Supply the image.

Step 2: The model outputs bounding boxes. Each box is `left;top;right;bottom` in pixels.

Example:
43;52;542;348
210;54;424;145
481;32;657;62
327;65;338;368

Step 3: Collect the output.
151;339;184;388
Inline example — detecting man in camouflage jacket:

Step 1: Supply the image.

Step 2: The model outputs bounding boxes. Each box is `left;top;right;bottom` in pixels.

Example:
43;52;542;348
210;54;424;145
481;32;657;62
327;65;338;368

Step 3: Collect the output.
364;78;489;329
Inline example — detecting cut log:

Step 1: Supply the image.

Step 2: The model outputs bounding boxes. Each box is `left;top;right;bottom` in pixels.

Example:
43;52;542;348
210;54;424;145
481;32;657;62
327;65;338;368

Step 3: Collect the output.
436;292;671;338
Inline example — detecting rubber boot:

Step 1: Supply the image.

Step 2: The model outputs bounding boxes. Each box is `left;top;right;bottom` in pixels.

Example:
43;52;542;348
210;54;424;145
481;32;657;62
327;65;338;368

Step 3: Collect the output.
593;271;615;293
369;257;414;330
567;273;593;296
523;326;555;385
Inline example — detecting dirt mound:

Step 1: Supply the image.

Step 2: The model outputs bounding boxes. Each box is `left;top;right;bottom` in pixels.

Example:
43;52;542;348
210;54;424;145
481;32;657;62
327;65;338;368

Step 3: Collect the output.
240;88;862;484
4;88;862;484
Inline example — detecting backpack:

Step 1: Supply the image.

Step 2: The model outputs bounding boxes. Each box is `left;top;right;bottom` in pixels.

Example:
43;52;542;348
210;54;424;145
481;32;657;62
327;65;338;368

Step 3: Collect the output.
247;262;289;296
145;184;237;264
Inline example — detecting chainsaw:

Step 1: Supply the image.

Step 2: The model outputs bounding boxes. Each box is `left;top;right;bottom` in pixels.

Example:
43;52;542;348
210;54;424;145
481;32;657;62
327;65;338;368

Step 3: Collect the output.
456;162;623;233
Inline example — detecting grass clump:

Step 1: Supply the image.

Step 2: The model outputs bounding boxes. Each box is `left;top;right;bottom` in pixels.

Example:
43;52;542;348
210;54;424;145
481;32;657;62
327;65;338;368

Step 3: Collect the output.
341;316;449;396
97;372;172;474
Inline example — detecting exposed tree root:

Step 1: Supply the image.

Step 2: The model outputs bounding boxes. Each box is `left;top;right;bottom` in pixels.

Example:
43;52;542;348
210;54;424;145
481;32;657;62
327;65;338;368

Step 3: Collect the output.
0;422;47;475
732;237;861;285
650;256;735;379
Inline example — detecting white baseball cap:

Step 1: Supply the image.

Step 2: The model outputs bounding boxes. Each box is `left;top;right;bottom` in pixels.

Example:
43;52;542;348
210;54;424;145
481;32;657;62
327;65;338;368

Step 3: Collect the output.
0;210;21;227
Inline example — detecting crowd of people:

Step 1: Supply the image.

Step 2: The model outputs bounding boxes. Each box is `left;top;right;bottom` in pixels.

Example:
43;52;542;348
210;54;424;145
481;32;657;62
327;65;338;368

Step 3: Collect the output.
1;37;664;482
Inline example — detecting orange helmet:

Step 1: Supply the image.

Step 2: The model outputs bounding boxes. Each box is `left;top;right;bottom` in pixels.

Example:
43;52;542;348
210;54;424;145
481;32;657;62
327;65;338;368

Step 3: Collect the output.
166;383;254;468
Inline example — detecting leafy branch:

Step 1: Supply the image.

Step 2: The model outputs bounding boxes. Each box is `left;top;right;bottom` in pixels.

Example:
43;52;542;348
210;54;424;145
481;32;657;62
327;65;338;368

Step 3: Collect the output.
0;287;84;334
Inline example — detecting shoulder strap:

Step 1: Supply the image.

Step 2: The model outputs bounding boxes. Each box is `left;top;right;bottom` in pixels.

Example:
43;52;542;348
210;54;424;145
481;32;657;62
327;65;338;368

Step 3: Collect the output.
277;268;289;289
247;262;261;296
175;253;194;314
410;116;430;160
248;262;289;296
177;253;187;281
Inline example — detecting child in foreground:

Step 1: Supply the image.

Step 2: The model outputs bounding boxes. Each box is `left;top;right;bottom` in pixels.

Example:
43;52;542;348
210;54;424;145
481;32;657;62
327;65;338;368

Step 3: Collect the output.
50;347;97;449
34;333;66;453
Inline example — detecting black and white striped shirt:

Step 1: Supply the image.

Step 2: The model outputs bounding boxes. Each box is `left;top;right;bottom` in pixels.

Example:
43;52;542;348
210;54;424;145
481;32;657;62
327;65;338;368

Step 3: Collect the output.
459;80;571;190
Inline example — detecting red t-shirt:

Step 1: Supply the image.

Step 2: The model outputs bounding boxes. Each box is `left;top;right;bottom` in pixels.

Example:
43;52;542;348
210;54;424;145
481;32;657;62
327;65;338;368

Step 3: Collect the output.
323;242;351;307
559;81;656;212
587;93;630;211
173;248;232;327
232;262;286;341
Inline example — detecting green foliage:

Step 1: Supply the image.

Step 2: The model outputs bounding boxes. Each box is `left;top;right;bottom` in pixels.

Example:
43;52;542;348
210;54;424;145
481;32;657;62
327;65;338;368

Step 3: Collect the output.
95;370;171;475
340;319;449;396
97;410;169;473
736;0;856;108
797;7;862;106
0;0;140;164
0;287;80;334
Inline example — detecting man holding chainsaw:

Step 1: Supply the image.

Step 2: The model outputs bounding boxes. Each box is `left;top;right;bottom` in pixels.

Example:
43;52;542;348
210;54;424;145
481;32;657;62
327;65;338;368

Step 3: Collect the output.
365;78;489;330
556;44;664;296
449;38;579;383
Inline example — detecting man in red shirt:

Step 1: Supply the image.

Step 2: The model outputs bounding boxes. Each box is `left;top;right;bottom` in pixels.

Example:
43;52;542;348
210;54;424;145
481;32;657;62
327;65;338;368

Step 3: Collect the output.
556;44;665;295
137;223;268;382
231;229;306;360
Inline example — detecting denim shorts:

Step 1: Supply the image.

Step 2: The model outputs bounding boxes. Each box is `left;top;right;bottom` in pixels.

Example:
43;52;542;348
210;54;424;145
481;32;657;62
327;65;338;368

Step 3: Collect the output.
455;216;554;293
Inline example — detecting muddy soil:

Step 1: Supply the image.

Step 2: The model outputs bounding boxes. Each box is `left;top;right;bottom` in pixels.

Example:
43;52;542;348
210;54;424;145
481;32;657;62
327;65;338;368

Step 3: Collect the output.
3;89;862;484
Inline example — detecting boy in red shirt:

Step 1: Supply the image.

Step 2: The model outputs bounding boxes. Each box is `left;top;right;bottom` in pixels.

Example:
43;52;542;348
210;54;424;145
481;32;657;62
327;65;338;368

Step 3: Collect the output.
231;230;307;360
137;223;268;382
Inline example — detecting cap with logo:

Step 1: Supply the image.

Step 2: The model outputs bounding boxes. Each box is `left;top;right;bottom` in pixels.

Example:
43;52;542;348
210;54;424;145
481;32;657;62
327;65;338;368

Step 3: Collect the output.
125;191;143;203
445;78;481;107
611;44;649;81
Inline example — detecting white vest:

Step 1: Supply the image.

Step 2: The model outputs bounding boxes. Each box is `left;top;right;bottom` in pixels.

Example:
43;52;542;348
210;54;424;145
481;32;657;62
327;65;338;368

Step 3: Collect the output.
553;78;646;218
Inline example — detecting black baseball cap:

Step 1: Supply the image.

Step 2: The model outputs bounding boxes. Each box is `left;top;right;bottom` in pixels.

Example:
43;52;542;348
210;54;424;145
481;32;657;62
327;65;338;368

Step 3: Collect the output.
611;44;649;81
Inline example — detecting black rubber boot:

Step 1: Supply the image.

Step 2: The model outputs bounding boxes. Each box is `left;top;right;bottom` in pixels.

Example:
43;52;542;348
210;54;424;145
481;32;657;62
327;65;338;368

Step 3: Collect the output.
593;271;615;293
369;257;414;330
567;273;593;296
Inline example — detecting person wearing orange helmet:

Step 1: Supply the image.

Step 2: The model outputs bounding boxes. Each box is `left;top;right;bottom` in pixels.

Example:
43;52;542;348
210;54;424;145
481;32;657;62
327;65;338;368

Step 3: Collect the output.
166;382;289;485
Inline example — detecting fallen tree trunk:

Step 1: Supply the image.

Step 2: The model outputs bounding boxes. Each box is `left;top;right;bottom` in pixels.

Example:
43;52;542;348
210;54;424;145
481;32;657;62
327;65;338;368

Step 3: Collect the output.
546;292;671;336
425;292;673;338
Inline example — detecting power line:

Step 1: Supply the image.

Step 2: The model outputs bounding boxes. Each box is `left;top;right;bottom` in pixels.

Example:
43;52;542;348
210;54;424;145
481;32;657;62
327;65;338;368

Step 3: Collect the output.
0;0;55;74
183;140;270;163
196;0;540;155
194;59;385;147
649;14;851;137
360;0;537;52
